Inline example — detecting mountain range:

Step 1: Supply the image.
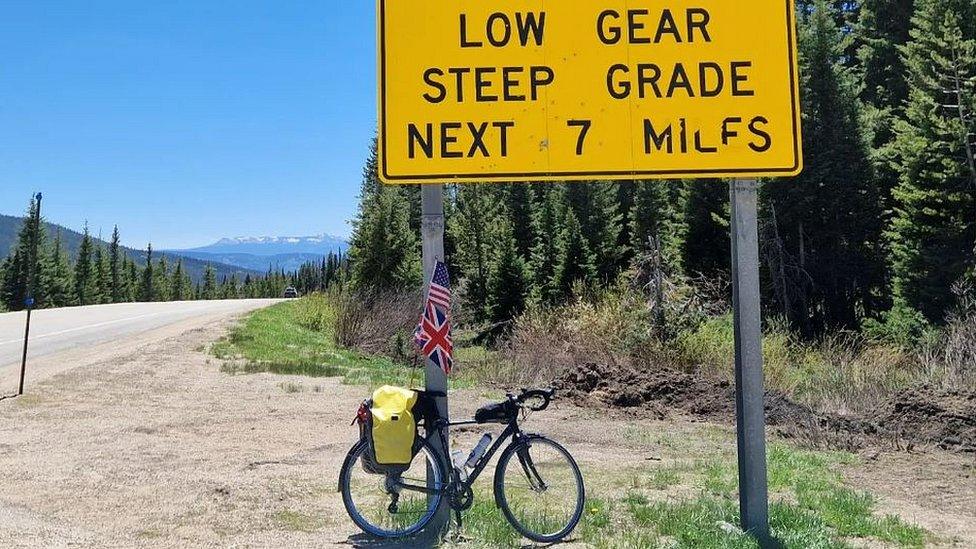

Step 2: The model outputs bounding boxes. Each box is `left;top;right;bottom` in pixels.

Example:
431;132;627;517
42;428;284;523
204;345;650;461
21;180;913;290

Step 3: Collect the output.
169;235;348;272
0;215;253;283
1;214;350;279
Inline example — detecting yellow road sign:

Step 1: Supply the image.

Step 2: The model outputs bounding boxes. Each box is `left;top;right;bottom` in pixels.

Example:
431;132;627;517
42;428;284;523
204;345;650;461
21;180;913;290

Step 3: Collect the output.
377;0;802;184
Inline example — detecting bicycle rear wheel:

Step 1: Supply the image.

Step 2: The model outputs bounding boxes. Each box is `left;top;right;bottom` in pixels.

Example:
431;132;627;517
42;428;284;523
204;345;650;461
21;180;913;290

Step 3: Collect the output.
493;435;585;543
338;437;447;538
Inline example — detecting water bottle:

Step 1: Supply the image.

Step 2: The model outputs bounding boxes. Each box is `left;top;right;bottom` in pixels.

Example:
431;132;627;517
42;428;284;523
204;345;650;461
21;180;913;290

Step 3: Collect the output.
451;450;469;481
465;434;493;469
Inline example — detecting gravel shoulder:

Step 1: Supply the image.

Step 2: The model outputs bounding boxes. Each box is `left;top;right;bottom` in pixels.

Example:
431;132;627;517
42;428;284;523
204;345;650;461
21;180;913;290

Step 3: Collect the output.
0;316;973;548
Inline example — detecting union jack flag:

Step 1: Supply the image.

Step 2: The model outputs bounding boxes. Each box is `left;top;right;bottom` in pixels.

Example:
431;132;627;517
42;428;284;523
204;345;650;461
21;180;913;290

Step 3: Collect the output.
414;261;453;375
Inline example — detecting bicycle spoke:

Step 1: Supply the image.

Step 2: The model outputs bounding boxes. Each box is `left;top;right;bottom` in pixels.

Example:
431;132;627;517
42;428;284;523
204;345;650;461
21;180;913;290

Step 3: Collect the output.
497;437;584;543
341;441;444;538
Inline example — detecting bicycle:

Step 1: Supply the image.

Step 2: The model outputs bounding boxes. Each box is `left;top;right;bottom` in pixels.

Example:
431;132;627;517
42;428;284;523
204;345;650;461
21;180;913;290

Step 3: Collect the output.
338;388;585;543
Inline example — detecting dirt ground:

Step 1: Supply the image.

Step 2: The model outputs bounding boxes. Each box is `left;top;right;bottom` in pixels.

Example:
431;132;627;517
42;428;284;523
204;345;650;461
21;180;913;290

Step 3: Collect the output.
0;316;974;548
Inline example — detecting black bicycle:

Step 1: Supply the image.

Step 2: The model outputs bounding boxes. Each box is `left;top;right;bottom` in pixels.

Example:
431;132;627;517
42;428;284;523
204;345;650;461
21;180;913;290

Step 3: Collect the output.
338;388;585;543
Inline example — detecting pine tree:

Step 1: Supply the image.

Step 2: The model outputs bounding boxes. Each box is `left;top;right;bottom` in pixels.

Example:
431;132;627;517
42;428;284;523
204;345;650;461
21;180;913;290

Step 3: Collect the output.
615;181;638;267
857;0;918;230
170;260;186;301
400;184;424;235
139;244;155;302
858;0;915;112
0;252;19;311
243;274;255;298
93;244;110;304
223;274;240;299
45;230;74;307
529;186;565;304
74;224;99;306
0;260;7;312
504;183;535;259
347;140;422;291
554;208;597;297
889;0;976;321
0;197;48;310
564;182;623;282
764;0;886;333
153;255;169;301
682;180;730;279
125;258;138;302
450;184;503;319
108;226;123;303
202;264;217;300
487;220;531;323
630;180;685;268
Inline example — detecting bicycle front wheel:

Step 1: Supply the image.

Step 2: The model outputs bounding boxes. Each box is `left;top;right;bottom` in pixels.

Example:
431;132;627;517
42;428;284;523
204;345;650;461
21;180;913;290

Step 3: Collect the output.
493;435;585;543
338;437;447;539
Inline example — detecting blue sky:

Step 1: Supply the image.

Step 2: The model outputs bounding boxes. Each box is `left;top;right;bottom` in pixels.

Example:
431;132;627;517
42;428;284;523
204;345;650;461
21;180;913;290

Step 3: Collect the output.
1;1;376;249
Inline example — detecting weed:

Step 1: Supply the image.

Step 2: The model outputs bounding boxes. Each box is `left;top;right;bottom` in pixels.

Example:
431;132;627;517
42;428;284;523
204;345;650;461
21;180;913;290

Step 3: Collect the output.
646;467;682;490
278;382;303;393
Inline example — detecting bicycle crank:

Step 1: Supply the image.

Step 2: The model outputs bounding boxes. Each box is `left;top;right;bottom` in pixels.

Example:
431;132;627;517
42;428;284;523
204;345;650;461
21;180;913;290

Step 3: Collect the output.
450;486;474;511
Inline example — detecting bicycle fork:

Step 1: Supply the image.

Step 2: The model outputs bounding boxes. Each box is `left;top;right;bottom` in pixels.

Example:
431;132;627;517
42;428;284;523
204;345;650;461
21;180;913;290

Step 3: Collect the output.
517;442;548;493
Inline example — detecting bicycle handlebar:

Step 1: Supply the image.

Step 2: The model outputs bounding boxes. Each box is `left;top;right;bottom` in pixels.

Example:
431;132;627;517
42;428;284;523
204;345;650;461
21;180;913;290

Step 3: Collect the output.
511;388;555;411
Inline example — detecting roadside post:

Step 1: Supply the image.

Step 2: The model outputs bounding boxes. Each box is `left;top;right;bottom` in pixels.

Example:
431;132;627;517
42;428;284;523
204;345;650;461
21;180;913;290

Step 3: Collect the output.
377;0;801;542
730;179;770;539
420;184;451;532
19;192;42;396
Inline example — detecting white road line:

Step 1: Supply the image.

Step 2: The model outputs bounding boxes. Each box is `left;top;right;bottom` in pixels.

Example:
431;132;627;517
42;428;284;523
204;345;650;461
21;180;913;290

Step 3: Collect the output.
0;310;176;346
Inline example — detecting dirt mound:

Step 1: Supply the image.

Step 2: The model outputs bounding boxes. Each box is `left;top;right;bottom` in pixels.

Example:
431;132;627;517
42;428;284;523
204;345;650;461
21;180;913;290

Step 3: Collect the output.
558;362;976;453
870;387;976;452
557;362;733;419
557;362;820;426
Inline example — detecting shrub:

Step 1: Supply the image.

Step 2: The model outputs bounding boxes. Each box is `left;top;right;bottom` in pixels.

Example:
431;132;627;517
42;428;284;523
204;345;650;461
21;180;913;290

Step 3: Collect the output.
294;292;335;332
924;282;976;388
862;300;939;350
330;286;421;360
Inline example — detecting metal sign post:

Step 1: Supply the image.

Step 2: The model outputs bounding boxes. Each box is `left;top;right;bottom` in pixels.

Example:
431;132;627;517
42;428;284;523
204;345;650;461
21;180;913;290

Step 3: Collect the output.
729;179;770;540
19;192;42;396
377;1;801;542
420;184;451;533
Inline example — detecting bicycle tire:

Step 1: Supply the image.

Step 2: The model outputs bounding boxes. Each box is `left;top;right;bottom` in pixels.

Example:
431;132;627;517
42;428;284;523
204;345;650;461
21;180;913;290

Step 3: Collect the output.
493;435;585;543
338;436;448;539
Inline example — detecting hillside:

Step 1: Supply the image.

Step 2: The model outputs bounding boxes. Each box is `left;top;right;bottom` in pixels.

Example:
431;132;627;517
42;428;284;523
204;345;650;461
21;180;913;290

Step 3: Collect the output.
173;251;330;272
0;215;260;284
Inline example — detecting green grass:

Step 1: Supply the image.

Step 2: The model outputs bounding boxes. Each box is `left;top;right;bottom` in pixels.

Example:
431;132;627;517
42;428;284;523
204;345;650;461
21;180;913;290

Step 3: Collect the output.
212;300;418;388
452;443;927;549
214;299;929;548
213;298;475;389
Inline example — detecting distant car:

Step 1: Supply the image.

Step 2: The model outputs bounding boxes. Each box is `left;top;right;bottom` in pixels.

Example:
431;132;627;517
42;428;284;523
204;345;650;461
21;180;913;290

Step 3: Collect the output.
282;287;300;299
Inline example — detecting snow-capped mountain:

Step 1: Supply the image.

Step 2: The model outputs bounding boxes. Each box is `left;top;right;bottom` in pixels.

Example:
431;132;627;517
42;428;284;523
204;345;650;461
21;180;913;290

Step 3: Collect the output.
168;234;349;272
184;234;349;256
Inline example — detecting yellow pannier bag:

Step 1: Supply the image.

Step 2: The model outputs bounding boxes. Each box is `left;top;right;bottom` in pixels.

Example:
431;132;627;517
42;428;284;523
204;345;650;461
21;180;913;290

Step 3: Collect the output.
370;386;418;464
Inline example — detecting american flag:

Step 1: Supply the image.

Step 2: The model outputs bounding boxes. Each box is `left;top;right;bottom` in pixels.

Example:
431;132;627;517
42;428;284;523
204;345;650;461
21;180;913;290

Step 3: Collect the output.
414;261;453;375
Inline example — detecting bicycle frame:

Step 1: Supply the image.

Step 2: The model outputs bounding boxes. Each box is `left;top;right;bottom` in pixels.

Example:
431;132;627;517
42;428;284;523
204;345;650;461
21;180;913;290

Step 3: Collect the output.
444;418;522;494
393;415;528;497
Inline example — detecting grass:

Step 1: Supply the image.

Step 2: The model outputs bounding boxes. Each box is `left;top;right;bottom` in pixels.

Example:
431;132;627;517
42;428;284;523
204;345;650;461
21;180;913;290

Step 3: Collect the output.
212;297;931;548
674;314;930;413
213;298;475;390
212;300;419;388
274;509;326;533
452;442;927;549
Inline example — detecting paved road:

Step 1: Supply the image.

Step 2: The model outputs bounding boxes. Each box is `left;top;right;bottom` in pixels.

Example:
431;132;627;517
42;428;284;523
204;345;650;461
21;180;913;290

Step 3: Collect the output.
0;299;279;377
